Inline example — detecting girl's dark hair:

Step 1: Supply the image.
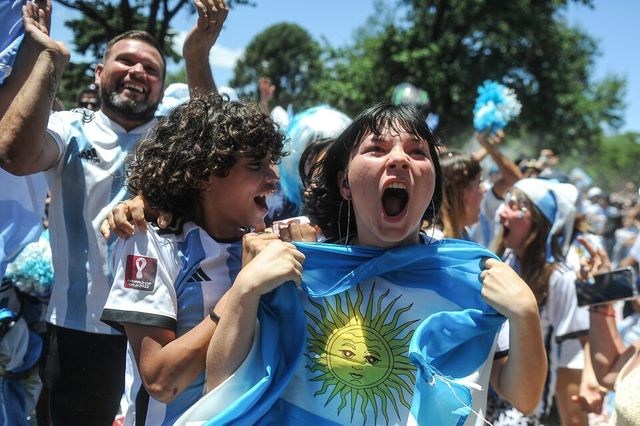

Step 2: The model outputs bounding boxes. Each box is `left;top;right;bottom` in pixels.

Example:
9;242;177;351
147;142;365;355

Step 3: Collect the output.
298;137;334;189
126;94;285;221
437;151;482;238
302;102;442;239
493;188;563;305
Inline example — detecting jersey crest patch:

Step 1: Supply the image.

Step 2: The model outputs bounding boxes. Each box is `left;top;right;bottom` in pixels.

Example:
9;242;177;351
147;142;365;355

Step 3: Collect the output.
124;255;157;291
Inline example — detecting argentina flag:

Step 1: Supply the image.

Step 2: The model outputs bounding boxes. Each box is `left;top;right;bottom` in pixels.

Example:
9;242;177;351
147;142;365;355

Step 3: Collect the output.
176;239;506;425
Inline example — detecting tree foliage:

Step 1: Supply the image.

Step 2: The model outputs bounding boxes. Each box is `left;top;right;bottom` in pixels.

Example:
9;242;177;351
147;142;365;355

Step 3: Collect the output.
54;0;253;103
230;23;323;110
578;132;640;191
56;0;253;59
315;0;625;155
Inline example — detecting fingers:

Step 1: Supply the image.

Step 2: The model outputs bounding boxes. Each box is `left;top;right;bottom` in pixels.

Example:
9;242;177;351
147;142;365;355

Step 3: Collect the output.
99;219;111;239
156;211;173;229
130;200;150;232
482;257;499;270
576;235;597;259
110;203;135;238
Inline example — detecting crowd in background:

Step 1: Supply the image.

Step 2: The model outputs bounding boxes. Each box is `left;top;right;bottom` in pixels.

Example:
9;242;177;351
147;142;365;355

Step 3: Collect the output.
1;1;640;425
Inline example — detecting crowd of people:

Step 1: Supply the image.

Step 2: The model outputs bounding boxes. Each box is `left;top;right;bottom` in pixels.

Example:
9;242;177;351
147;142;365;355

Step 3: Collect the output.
1;0;640;425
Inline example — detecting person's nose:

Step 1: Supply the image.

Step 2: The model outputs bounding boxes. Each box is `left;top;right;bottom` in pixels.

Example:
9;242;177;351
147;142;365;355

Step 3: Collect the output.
266;163;279;183
386;146;410;170
129;63;147;79
497;203;508;220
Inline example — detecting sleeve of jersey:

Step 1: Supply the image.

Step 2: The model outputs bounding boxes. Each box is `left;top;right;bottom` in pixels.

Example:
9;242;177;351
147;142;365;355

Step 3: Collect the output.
548;269;589;343
46;111;72;167
101;230;179;333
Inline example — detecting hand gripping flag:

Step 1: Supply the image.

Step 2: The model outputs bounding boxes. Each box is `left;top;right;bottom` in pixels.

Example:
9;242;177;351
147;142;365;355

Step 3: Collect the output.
176;239;506;425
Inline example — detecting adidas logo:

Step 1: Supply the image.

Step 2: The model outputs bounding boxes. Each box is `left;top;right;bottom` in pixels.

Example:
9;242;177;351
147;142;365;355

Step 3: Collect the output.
78;147;100;164
186;267;211;283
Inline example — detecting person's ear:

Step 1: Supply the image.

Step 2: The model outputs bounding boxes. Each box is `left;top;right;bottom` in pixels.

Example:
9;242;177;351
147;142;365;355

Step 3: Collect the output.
201;175;215;192
94;64;104;87
337;171;351;200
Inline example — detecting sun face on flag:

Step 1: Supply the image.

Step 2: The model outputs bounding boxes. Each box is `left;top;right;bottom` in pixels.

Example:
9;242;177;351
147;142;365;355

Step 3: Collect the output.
305;283;418;423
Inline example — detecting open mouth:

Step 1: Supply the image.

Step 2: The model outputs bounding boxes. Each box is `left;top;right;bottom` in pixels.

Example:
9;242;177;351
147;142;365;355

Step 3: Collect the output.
253;195;268;211
382;184;409;217
122;82;145;94
502;225;511;239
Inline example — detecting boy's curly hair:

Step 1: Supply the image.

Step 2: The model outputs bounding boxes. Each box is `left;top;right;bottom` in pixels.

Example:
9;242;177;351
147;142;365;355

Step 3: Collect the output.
126;94;285;221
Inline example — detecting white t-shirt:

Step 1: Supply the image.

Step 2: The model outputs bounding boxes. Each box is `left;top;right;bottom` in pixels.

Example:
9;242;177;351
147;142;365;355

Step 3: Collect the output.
45;109;156;334
628;233;640;263
101;222;242;426
503;253;588;417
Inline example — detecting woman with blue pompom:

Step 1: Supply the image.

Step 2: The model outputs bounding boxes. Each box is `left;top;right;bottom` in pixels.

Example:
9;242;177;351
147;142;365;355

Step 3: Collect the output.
422;81;523;247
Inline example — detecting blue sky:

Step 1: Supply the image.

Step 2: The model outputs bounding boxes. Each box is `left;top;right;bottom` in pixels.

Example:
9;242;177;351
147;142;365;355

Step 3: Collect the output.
51;0;639;133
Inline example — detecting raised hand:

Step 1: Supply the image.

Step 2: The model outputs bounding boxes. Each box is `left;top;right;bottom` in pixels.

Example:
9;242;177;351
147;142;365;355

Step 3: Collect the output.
576;235;611;282
22;0;68;60
183;0;229;58
476;129;505;148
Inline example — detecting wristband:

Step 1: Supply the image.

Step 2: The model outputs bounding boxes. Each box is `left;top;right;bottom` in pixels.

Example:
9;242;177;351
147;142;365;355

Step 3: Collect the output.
209;305;220;324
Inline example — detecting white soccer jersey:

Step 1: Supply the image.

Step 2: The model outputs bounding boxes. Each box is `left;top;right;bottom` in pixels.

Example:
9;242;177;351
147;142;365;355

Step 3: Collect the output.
44;109;156;334
102;222;242;426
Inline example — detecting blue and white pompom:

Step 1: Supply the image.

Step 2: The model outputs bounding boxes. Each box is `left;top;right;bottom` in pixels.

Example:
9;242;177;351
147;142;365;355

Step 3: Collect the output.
5;230;53;300
473;80;521;133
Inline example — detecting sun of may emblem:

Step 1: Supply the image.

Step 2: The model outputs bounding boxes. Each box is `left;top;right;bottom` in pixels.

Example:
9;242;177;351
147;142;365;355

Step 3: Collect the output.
305;283;418;423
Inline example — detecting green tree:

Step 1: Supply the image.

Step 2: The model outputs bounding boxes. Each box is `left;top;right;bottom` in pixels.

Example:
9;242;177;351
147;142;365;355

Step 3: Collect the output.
56;0;253;58
318;0;626;155
230;22;323;110
577;132;640;191
55;62;96;108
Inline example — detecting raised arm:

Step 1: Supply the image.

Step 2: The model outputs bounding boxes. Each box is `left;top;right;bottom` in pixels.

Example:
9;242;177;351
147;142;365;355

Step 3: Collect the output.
0;0;68;175
258;76;275;115
182;0;228;98
475;130;523;198
481;258;547;414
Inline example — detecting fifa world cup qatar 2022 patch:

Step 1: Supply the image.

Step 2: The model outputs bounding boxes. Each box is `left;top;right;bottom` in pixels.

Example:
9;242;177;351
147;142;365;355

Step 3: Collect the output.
124;255;157;291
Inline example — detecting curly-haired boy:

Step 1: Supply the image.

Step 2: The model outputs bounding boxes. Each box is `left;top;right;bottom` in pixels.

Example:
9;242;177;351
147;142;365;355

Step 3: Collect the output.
100;94;304;424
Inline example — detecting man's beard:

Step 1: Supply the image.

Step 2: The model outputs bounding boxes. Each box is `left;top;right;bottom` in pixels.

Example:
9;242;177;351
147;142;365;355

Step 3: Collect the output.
101;86;159;121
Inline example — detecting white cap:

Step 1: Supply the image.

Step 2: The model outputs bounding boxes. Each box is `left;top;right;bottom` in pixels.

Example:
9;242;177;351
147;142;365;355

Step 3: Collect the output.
587;186;603;199
155;83;190;117
514;178;578;262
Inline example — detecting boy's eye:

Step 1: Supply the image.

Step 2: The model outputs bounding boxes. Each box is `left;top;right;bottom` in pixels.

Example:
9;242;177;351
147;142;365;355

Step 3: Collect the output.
411;149;427;157
248;162;262;170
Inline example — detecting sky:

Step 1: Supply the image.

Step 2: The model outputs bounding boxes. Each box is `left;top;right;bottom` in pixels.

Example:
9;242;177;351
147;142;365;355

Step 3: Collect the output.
51;0;640;133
